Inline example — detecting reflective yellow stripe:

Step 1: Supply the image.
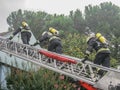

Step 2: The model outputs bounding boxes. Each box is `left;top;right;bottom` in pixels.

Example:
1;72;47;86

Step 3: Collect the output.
49;36;61;41
97;48;110;54
21;29;31;33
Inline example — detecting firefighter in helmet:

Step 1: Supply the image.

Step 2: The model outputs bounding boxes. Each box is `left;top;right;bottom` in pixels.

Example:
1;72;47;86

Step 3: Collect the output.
8;21;31;45
33;27;62;54
85;31;111;76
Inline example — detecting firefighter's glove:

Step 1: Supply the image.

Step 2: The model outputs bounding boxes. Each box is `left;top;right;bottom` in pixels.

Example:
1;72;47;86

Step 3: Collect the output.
84;55;89;60
82;50;90;63
85;50;90;56
8;35;13;40
32;40;40;46
82;55;88;63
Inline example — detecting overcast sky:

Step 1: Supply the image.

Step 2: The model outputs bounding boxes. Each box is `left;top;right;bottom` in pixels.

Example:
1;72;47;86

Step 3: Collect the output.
0;0;120;33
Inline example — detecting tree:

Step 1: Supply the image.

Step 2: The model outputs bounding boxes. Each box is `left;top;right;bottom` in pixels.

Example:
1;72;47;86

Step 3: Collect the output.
7;9;23;30
70;9;85;33
84;2;120;36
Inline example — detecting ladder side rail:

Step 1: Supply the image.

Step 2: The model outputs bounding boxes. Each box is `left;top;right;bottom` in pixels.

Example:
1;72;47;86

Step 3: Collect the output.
38;49;100;80
85;61;120;73
51;48;120;74
61;53;120;73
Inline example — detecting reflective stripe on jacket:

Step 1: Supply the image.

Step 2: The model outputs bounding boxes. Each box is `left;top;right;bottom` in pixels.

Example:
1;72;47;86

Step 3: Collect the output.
96;47;111;54
49;36;61;42
21;29;31;33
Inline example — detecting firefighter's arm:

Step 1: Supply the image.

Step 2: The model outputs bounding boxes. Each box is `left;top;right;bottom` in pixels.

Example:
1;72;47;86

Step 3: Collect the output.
13;27;21;36
8;35;14;40
86;38;95;55
82;42;94;63
82;50;91;63
82;37;95;63
82;50;90;61
31;40;40;46
39;33;49;42
8;28;21;40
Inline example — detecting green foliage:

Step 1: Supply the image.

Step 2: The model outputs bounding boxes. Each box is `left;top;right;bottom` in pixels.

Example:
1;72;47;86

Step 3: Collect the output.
110;57;118;68
7;68;83;90
85;2;120;37
71;9;85;33
62;33;86;58
110;37;120;61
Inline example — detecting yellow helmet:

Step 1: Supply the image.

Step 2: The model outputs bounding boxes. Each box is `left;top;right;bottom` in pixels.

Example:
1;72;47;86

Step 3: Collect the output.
49;27;59;35
96;33;102;38
49;27;53;31
22;21;28;27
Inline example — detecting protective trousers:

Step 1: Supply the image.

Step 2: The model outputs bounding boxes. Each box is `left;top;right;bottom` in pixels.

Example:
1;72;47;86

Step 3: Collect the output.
48;39;62;54
94;53;110;76
21;32;31;45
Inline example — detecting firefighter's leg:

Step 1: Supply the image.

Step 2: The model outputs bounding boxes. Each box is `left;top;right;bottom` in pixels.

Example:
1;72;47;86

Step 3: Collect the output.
21;33;28;44
96;54;111;77
48;41;56;52
96;53;109;76
102;53;110;68
26;32;31;45
94;53;105;77
48;41;56;63
94;53;102;65
55;41;62;54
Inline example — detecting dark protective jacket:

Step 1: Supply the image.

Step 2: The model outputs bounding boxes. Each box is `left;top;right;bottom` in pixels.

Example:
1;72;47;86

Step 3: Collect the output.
39;31;62;54
12;26;31;44
13;26;31;35
39;31;53;43
86;37;111;54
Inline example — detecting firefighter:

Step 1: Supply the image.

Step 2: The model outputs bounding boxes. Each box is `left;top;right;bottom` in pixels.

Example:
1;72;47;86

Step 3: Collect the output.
85;32;111;76
8;21;31;45
33;27;62;54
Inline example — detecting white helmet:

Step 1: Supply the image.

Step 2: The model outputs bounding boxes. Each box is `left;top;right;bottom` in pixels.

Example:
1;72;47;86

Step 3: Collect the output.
86;32;95;43
89;32;95;37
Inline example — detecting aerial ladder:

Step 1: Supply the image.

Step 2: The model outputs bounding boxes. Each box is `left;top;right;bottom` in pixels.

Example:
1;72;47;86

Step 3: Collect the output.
0;36;120;90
